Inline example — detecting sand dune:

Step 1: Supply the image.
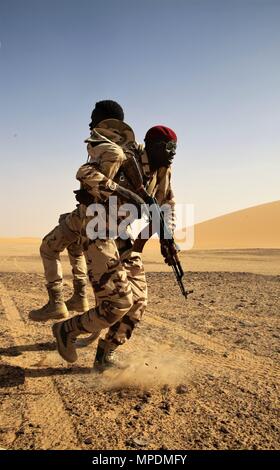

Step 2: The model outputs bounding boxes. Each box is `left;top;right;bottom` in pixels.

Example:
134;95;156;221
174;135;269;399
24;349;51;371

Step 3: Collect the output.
193;200;280;249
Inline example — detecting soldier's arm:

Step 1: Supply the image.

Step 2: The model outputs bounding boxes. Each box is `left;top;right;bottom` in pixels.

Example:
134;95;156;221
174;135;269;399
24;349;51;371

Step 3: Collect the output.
76;142;125;201
154;167;176;234
132;168;176;253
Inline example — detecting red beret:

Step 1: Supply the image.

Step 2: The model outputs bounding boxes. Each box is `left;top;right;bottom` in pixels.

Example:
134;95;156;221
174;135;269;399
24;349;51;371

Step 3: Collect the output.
145;125;177;143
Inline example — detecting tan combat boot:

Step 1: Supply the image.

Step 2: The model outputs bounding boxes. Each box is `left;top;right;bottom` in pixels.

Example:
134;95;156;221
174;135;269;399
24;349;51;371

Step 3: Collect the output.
65;279;89;313
29;284;69;322
52;315;100;363
93;338;120;372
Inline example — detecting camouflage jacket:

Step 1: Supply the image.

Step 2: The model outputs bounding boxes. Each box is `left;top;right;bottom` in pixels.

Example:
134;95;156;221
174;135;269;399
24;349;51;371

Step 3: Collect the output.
133;144;176;233
76;119;176;232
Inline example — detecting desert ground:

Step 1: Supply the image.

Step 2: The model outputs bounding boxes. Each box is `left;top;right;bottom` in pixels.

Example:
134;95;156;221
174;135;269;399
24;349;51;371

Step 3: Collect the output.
0;234;279;450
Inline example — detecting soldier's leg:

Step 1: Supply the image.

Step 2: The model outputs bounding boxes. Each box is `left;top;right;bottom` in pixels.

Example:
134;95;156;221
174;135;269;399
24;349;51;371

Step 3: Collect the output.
52;239;134;363
65;241;89;312
67;241;87;283
40;225;70;286
94;251;147;370
29;224;71;321
29;206;85;321
40;206;86;287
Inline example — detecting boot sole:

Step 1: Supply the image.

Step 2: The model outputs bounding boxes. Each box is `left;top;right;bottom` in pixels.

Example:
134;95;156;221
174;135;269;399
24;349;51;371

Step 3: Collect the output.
52;322;77;363
29;311;69;322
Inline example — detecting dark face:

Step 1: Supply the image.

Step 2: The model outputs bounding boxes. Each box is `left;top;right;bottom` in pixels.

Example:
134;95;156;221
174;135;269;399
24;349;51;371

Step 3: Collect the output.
145;140;177;170
89;109;104;131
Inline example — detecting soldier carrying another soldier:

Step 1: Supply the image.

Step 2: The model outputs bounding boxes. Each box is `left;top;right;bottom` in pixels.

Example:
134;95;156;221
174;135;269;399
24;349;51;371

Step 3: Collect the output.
51;109;178;371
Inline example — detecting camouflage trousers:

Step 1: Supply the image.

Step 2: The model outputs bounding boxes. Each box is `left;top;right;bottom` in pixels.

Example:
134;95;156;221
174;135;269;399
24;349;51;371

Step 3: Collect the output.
40;205;87;287
79;237;148;346
41;204;147;345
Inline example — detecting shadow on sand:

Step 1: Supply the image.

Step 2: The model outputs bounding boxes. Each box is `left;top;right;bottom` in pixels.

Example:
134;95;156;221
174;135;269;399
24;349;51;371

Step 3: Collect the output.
0;364;93;388
0;341;57;357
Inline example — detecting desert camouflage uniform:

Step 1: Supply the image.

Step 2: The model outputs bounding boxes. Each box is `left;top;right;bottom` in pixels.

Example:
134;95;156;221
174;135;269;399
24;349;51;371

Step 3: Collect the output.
40;206;87;288
74;119;175;346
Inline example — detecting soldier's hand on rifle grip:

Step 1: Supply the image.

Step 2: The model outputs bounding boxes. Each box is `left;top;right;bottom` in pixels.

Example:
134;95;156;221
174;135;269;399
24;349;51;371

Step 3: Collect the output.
160;240;177;266
74;189;95;206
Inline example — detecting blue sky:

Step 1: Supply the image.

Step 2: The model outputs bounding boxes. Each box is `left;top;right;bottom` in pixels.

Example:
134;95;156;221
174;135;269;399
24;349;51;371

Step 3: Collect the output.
0;0;279;236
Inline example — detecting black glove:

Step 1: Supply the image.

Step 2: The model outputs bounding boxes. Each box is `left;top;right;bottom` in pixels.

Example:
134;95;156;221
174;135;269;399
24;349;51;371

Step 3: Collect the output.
74;189;95;206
